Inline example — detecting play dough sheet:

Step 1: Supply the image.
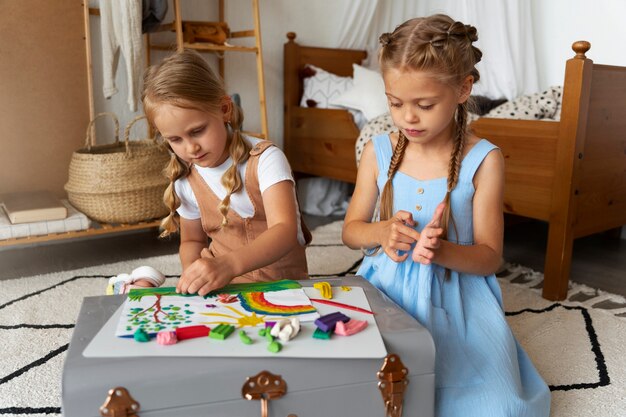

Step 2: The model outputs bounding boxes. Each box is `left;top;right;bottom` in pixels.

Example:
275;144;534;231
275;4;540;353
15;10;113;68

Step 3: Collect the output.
83;286;387;359
114;285;320;337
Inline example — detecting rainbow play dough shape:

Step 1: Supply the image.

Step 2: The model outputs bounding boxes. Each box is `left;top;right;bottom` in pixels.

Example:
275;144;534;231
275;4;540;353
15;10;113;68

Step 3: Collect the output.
239;292;317;316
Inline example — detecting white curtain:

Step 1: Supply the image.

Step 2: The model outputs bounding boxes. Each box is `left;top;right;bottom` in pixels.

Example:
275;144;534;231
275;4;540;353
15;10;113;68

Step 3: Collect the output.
336;0;539;100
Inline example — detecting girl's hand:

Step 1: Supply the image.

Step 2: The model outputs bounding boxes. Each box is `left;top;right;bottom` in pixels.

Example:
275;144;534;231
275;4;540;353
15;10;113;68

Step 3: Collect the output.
381;210;421;262
412;203;445;265
176;257;234;296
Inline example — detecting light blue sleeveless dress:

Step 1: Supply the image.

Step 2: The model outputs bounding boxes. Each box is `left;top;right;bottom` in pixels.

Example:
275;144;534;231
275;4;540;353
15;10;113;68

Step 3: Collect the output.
358;134;550;417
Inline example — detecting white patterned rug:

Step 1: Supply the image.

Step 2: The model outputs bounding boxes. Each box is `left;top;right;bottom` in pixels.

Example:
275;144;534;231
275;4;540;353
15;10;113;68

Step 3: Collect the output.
1;221;625;416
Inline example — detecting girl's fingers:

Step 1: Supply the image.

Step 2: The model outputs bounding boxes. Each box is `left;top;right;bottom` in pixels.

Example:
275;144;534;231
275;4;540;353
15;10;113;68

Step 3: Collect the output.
414;254;430;264
391;231;418;246
197;282;216;297
394;210;415;226
412;248;434;264
176;273;190;293
395;242;413;252
186;276;209;295
421;236;440;249
395;223;420;241
421;227;442;239
386;233;418;253
179;268;203;294
430;202;446;227
389;214;420;242
386;247;409;263
179;278;194;295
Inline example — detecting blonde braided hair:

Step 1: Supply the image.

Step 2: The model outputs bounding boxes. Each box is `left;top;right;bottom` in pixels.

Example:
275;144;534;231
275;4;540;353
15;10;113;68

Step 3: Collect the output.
142;49;250;237
379;131;409;221
217;103;250;228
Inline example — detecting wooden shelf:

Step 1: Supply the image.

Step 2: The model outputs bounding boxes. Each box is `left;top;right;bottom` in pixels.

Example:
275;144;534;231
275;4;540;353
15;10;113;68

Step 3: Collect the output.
0;219;161;248
150;42;257;53
16;1;262;251
0;4;165;250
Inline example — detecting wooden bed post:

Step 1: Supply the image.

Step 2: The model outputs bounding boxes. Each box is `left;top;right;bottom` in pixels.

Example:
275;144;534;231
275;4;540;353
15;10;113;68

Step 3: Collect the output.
542;41;592;301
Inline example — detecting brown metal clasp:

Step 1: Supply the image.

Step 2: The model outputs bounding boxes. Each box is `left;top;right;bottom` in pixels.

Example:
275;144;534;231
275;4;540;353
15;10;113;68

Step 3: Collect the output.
242;370;287;417
377;353;409;417
100;387;140;417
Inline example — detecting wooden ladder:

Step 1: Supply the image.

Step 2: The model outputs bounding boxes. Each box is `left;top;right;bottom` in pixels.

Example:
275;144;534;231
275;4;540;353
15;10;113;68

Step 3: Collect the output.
146;0;268;139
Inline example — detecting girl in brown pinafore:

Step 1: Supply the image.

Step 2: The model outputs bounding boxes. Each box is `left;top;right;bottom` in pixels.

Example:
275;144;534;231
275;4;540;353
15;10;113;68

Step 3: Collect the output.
142;50;310;296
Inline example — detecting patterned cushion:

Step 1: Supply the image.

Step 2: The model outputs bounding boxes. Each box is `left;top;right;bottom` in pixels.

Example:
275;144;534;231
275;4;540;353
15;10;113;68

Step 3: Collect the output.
484;86;563;121
299;64;353;109
355;113;396;166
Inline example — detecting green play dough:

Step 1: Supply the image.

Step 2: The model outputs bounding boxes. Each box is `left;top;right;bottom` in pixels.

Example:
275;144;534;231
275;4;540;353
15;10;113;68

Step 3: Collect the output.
267;340;282;353
133;328;151;342
239;330;253;345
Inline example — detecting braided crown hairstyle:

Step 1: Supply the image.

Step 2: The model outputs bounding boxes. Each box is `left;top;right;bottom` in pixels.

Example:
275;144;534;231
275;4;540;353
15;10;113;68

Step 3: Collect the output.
142;49;249;237
378;14;482;241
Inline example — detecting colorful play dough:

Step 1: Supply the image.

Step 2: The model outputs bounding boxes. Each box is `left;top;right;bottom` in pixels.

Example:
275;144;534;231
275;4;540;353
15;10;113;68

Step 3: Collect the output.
157;330;178;345
335;319;368;336
133;328;151;342
270;318;301;342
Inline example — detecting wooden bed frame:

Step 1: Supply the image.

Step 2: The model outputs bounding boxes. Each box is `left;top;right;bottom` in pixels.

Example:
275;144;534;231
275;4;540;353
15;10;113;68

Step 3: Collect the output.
283;32;366;183
284;33;626;301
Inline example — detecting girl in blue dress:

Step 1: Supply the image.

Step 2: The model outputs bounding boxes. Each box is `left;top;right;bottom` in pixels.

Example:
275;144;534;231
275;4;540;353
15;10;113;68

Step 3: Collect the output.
342;14;550;417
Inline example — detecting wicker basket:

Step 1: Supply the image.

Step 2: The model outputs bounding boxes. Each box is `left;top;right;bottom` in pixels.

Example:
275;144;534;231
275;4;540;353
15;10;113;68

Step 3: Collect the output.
65;113;170;224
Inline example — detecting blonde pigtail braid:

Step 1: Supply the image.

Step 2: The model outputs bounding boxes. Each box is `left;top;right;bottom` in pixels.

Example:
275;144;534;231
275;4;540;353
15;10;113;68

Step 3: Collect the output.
160;152;190;238
362;132;408;257
441;103;468;242
379;131;409;221
217;102;251;228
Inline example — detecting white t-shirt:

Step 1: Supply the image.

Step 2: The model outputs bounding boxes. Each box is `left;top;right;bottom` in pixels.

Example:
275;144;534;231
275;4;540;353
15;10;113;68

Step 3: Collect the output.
174;136;305;244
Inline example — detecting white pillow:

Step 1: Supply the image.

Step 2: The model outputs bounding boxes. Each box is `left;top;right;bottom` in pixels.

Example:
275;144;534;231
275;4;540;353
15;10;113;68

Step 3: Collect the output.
329;64;388;121
299;64;353;109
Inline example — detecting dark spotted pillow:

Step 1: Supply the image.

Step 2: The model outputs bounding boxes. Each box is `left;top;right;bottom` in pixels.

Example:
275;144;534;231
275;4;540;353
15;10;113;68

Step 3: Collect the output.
484;86;563;121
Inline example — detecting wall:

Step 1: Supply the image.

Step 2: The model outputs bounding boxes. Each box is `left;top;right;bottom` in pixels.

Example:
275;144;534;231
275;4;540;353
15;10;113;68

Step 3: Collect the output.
530;0;626;90
0;1;90;197
88;0;358;148
88;1;626;147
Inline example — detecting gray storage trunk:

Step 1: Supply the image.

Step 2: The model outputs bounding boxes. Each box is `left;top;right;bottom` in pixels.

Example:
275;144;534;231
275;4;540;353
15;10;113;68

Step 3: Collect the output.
62;276;435;417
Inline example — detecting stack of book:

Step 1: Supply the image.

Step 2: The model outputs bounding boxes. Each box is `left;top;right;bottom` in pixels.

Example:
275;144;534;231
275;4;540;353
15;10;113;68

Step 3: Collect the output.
0;191;90;240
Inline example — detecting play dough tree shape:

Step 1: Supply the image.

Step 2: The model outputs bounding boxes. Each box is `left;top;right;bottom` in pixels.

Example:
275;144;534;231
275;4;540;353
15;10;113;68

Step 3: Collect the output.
125;288;200;335
127;305;196;334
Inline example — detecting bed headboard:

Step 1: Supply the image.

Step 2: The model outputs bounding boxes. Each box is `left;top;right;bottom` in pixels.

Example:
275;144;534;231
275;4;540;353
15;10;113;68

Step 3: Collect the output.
283;33;367;183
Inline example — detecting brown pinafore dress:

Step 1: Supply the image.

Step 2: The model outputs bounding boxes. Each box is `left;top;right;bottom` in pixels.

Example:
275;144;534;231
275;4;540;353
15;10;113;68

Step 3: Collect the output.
186;140;310;283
